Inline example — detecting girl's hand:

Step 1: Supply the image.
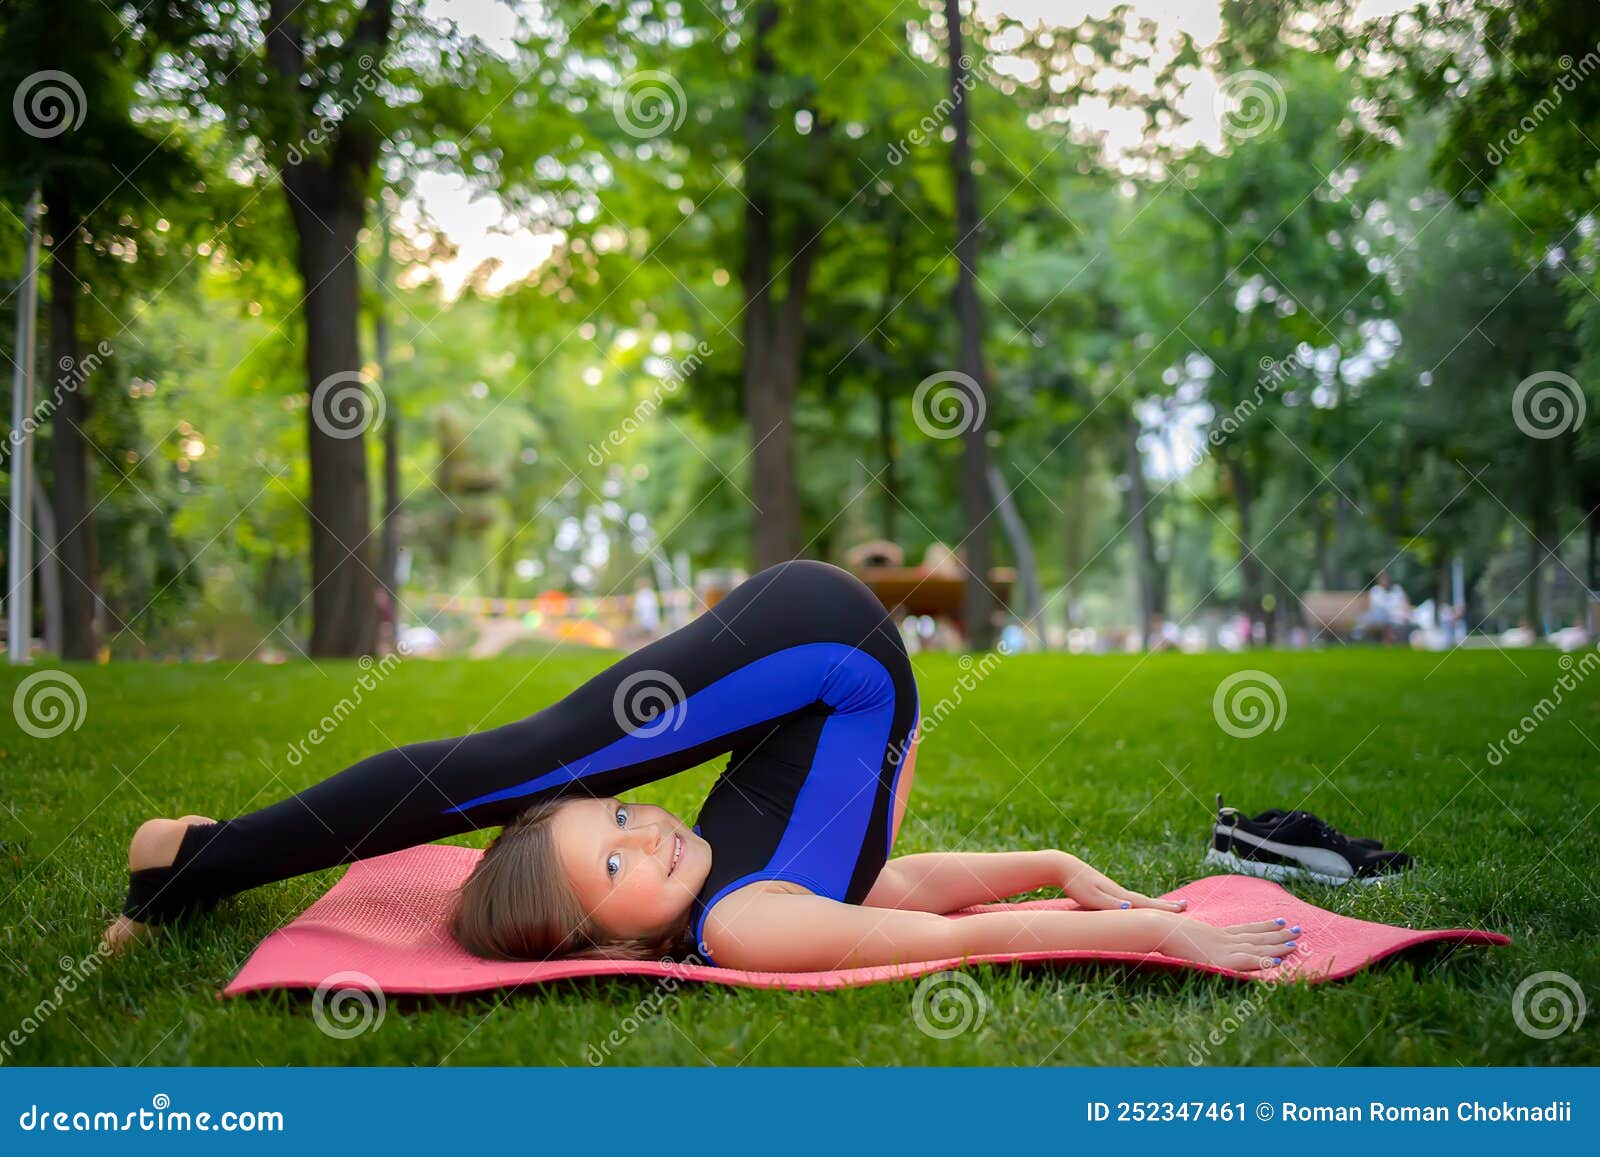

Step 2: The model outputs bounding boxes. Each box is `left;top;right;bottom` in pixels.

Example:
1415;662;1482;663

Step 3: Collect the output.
1060;853;1189;913
1148;913;1301;972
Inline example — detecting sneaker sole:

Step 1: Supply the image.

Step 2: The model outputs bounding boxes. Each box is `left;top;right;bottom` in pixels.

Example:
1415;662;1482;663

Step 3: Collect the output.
1204;847;1394;887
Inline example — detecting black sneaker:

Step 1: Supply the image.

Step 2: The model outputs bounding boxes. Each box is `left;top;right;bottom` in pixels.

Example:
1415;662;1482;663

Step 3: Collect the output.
1207;795;1412;886
1250;806;1385;850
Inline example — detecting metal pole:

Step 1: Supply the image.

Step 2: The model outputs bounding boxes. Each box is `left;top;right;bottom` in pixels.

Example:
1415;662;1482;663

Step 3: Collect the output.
8;188;42;664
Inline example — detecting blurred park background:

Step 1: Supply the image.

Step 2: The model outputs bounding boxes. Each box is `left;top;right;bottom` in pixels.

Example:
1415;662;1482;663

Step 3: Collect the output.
3;0;1598;666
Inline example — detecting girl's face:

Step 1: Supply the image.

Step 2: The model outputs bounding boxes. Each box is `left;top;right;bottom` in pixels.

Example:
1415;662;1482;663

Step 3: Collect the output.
552;797;712;942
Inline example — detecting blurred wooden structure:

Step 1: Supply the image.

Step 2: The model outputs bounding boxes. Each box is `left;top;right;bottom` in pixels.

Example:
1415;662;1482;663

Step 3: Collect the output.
1301;590;1369;640
854;564;1016;646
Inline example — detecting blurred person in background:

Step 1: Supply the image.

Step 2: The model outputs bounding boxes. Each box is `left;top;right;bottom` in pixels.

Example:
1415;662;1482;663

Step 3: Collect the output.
1358;570;1411;645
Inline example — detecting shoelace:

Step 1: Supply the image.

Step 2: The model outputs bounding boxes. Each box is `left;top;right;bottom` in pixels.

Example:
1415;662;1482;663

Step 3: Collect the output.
1299;813;1351;849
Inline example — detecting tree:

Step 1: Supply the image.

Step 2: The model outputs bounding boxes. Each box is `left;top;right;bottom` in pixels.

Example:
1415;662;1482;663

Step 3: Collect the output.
0;0;196;659
541;0;925;571
143;0;519;655
1129;51;1387;639
1362;0;1600;624
943;0;997;651
268;0;394;656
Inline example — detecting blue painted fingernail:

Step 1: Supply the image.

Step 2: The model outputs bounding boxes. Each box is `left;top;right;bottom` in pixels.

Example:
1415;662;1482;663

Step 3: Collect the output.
1291;925;1301;934
1120;900;1131;909
1274;918;1286;926
1285;941;1297;949
1272;957;1283;965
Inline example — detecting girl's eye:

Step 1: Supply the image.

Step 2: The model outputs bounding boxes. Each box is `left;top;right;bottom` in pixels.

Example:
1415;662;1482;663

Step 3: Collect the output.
606;853;621;878
614;806;628;828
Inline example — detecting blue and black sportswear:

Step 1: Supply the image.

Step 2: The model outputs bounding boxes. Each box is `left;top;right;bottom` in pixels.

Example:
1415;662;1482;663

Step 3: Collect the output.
121;560;921;963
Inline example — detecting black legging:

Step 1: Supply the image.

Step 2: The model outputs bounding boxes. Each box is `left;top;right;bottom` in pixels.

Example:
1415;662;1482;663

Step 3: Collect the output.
122;559;921;932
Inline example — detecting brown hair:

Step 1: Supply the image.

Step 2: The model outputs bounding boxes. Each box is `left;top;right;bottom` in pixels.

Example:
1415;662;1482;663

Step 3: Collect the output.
450;799;693;962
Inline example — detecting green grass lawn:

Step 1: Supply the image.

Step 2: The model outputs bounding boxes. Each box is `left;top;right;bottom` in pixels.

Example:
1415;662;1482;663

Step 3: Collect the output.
2;647;1596;1066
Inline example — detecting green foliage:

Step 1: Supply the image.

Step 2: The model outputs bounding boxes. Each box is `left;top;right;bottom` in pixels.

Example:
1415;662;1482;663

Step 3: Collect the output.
5;0;1598;653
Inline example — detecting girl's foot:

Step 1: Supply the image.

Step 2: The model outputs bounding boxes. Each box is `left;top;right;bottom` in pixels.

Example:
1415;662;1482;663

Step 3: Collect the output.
101;815;216;954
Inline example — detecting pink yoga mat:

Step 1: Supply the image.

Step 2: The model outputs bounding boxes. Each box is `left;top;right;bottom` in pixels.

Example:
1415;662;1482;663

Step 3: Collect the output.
221;844;1509;997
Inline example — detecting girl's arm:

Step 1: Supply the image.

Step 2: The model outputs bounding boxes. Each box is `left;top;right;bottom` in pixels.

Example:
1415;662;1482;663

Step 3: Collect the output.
864;851;1188;914
864;851;1070;912
701;887;1297;973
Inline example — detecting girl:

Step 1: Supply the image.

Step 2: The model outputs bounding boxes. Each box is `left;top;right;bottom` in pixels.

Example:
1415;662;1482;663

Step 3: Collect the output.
107;560;1299;973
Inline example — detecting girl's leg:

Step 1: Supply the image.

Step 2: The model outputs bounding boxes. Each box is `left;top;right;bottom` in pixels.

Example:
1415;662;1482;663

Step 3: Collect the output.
120;559;910;924
889;728;919;848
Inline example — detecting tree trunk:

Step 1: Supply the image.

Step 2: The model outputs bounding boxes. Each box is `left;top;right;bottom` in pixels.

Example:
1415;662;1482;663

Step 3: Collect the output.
270;0;390;657
1330;489;1349;590
287;179;377;657
31;466;62;654
376;193;400;651
1588;506;1598;594
1523;523;1544;635
45;182;99;660
740;1;808;570
1313;496;1332;591
873;219;907;544
986;461;1040;648
1063;469;1087;627
946;0;996;651
1123;410;1159;648
876;382;897;543
1587;503;1598;634
1225;453;1262;641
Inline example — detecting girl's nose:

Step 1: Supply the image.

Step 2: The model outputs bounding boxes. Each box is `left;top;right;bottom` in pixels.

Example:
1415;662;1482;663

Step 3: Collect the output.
631;823;662;852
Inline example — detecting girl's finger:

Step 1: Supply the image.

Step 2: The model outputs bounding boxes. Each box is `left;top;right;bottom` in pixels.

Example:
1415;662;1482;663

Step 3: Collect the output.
1115;887;1188;913
1243;929;1296;947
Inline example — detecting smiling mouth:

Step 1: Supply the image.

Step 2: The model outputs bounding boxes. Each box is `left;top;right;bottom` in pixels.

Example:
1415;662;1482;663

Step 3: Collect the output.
669;833;683;876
